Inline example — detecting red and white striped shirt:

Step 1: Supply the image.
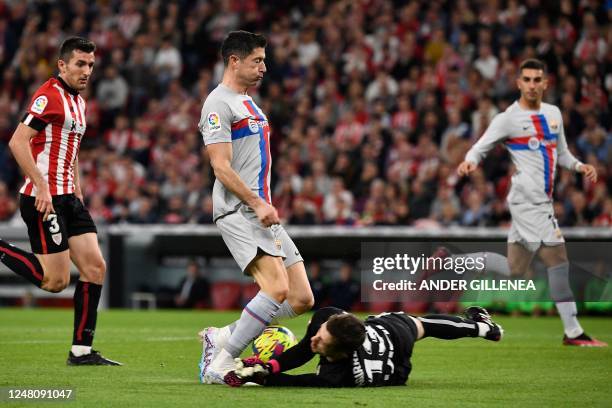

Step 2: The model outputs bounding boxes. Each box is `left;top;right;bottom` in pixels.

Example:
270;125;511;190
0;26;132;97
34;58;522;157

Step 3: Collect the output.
20;77;87;197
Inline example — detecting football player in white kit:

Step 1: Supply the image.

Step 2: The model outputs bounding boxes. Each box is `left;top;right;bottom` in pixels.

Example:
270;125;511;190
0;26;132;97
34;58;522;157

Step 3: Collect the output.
456;59;606;347
197;31;314;384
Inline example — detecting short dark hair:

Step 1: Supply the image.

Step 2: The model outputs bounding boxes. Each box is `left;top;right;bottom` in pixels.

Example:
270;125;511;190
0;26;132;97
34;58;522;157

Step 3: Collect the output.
326;314;366;357
59;37;96;62
220;30;267;66
519;58;546;75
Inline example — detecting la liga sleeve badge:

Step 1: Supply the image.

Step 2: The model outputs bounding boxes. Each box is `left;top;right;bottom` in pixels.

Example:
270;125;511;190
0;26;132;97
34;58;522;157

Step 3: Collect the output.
207;112;221;132
31;95;48;115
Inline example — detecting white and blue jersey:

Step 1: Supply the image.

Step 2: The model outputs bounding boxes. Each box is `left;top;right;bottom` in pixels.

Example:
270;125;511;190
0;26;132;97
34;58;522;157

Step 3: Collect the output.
198;84;272;221
465;101;582;204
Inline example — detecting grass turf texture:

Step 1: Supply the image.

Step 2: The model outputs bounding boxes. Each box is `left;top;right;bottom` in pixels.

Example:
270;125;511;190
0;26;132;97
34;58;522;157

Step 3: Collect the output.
0;309;610;408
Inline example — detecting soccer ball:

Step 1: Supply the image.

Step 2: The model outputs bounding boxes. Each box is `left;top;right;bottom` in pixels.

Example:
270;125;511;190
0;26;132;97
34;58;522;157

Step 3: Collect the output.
252;325;297;362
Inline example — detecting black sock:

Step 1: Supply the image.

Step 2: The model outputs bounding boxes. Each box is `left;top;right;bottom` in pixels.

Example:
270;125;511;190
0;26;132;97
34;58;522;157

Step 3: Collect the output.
72;281;102;347
0;239;44;287
419;314;479;339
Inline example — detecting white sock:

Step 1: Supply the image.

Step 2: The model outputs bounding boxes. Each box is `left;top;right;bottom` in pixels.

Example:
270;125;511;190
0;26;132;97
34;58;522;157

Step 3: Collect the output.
224;291;281;358
209;348;234;373
555;302;583;338
71;345;91;356
274;300;298;320
476;322;490;337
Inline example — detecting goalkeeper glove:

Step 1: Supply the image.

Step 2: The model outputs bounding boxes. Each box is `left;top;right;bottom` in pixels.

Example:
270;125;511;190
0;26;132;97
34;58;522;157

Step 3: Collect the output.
226;356;281;387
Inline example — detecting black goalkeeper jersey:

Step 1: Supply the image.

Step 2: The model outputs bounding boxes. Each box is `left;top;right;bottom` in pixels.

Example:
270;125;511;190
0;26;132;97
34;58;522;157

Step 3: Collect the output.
265;307;417;387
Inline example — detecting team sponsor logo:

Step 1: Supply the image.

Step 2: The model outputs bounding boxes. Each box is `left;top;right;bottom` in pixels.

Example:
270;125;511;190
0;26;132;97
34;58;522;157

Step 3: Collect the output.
31;95;48;115
51;232;63;246
528;137;540;150
248;118;259;133
207;112;221;132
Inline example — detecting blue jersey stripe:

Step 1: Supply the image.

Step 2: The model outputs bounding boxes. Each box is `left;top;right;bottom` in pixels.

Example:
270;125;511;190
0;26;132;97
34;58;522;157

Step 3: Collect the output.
534;115;556;195
536;114;558;141
258;127;267;200
231;126;257;140
539;145;551;194
245;100;265;120
507;144;531;150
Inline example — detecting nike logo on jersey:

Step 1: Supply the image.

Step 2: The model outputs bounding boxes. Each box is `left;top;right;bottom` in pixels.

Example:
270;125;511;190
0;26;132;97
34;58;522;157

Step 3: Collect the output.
522;126;530;130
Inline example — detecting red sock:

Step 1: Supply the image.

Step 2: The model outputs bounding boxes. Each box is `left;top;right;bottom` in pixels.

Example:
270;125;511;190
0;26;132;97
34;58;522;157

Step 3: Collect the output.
0;239;43;287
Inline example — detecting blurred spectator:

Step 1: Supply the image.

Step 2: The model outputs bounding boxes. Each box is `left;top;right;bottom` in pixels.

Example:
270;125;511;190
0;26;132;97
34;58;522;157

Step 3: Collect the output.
461;190;489;226
409;179;435;220
440;108;470;164
564;190;594;226
163;195;187;224
577;113;612;163
323;178;354;223
574;12;607;62
105;114;132;155
328;263;360;311
193;196;214;224
474;44;498;81
174;260;210;308
431;185;461;221
471;97;498;138
126;47;155;116
128;196;158;224
593;198;612;227
308;261;328;310
153;36;182;90
117;1;142;41
96;66;128;129
289;198;317;225
0;181;16;221
294;177;323;219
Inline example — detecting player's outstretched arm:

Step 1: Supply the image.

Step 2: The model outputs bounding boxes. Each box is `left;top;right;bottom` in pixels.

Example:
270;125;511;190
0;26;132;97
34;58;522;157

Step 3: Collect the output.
207;142;280;226
231;357;345;387
8;123;55;219
263;357;352;387
461;113;508;173
229;363;339;387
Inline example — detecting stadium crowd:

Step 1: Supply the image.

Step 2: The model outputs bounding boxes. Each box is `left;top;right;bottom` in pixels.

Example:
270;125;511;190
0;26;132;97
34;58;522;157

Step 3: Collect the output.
0;0;610;228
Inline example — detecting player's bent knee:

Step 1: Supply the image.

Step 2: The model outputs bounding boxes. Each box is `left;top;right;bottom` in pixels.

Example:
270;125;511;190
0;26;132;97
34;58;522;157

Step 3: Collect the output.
266;285;289;304
291;294;314;314
43;277;70;293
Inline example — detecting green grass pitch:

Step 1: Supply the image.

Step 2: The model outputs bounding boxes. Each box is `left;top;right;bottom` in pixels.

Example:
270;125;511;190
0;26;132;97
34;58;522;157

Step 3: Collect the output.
0;308;610;407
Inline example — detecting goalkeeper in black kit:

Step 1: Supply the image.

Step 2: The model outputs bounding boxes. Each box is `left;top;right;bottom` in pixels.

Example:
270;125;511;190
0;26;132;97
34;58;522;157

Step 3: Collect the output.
224;306;503;387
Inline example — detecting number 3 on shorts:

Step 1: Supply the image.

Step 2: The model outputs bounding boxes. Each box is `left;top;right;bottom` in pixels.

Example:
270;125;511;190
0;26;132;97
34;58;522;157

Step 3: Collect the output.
47;214;60;234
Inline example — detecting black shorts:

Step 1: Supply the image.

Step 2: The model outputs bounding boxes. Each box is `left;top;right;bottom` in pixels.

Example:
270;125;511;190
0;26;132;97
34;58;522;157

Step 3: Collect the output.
20;194;97;254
